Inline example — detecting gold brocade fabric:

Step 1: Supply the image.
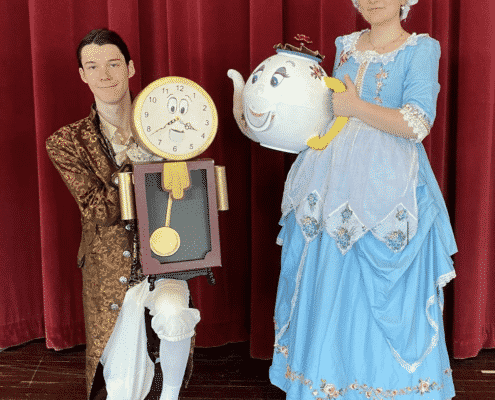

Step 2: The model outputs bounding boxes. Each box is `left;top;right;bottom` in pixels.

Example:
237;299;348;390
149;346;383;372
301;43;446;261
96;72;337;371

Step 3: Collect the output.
99;114;162;166
46;106;195;398
82;227;132;394
98;115;135;166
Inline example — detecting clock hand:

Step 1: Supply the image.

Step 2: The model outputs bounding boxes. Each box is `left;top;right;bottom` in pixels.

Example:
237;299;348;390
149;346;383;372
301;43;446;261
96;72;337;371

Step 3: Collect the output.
177;119;197;131
166;116;180;125
150;116;180;135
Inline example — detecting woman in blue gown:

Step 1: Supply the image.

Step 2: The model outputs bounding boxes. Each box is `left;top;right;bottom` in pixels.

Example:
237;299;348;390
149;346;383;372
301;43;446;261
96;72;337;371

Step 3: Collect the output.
269;1;457;399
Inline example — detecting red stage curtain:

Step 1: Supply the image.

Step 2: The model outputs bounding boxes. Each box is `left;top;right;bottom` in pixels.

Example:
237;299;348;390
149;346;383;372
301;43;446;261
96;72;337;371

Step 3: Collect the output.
1;0;494;361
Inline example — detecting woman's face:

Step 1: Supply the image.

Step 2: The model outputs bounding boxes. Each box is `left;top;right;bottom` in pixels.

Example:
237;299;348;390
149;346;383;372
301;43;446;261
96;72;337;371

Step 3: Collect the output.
357;0;405;26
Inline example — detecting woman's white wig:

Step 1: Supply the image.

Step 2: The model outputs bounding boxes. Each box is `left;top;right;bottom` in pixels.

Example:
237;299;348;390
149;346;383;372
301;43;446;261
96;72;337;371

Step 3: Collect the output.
351;0;419;21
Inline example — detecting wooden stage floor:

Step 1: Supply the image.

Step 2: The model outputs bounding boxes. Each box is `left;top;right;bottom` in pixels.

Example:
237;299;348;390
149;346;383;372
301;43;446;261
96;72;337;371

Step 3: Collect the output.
0;339;493;399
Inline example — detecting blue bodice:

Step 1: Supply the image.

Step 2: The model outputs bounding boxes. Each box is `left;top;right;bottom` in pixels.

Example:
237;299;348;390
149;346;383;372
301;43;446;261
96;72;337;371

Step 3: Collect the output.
281;31;443;254
333;30;441;134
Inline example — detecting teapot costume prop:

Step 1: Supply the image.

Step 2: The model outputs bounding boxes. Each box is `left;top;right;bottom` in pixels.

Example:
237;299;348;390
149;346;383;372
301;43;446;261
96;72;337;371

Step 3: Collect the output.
228;36;349;154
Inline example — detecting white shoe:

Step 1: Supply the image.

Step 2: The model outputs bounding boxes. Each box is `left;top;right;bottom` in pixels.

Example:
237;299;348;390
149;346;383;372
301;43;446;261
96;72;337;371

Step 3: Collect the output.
160;383;181;400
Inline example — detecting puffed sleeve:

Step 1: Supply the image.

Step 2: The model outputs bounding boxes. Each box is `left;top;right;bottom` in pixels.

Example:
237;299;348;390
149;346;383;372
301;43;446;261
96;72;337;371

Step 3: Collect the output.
46;127;121;227
332;36;344;76
400;36;441;142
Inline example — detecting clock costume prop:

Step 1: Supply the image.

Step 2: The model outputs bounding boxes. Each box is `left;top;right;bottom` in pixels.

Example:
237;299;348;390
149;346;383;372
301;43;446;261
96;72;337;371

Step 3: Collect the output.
120;76;228;287
46;75;227;399
97;76;228;399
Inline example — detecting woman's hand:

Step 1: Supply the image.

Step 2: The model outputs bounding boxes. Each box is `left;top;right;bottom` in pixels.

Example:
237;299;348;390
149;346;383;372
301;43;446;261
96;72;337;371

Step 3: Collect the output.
332;74;361;118
330;74;418;140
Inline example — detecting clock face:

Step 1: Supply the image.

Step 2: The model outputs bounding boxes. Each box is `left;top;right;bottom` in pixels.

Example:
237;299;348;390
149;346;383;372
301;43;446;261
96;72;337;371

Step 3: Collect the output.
132;76;218;161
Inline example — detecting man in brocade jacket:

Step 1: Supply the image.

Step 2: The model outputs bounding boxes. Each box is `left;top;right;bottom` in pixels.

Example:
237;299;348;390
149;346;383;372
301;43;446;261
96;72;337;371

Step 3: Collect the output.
46;29;201;400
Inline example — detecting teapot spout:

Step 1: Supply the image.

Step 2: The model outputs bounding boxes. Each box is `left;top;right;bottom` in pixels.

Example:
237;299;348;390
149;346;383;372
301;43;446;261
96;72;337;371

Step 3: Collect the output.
227;69;259;142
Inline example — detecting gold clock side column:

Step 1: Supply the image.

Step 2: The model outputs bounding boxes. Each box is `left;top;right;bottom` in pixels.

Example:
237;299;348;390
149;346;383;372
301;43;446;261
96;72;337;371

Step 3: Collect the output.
214;166;229;211
118;172;136;220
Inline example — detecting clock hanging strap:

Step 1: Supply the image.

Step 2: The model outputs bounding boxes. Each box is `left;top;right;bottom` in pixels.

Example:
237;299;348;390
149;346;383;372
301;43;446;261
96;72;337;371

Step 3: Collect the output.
92;107;119;169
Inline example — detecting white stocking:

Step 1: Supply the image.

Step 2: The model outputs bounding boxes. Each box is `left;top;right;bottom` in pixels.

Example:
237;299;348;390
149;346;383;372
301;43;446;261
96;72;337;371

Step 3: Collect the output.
159;337;191;400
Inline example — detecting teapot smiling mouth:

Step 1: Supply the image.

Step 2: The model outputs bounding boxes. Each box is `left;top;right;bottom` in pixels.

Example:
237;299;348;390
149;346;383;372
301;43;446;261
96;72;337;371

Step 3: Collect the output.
245;106;275;132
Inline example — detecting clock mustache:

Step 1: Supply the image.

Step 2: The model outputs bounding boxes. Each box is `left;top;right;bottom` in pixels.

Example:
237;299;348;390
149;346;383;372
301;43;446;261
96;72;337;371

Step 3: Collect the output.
150;117;180;135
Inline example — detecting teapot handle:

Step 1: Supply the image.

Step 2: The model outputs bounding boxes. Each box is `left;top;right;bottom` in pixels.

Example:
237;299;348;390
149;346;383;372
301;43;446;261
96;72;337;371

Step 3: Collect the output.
306;77;349;151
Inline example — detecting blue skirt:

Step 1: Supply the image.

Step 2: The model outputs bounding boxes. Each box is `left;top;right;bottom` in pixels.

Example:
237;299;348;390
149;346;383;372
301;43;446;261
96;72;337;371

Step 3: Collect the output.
269;146;457;400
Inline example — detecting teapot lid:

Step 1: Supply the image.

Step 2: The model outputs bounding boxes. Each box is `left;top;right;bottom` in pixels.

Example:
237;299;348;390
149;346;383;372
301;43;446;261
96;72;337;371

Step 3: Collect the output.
275;48;323;63
274;35;324;64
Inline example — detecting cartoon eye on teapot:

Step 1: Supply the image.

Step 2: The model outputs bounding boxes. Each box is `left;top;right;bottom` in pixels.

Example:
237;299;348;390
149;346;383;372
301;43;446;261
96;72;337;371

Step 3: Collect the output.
228;35;348;154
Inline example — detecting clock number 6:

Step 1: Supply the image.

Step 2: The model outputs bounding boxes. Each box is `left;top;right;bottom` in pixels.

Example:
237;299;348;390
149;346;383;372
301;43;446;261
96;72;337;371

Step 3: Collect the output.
173;146;177;152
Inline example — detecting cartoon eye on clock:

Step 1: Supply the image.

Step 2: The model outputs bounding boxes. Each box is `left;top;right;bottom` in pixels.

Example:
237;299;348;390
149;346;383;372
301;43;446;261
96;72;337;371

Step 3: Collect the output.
179;99;189;114
167;97;177;113
132;76;218;161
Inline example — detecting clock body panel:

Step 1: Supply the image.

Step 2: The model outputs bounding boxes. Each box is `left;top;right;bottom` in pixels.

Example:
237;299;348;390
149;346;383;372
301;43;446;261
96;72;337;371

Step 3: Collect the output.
132;76;218;161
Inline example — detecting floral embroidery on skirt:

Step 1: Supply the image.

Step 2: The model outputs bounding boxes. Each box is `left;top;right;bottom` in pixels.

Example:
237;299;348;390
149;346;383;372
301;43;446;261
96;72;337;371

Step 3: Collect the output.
284;364;446;399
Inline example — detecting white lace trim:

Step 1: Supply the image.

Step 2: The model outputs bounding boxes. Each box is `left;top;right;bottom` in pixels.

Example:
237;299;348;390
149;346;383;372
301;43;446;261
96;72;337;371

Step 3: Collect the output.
370;202;418;253
292;197;418;255
388;269;456;373
388;295;438;374
437;270;456;312
437;270;456;290
342;30;428;66
325;202;368;255
400;103;432;143
274;241;309;349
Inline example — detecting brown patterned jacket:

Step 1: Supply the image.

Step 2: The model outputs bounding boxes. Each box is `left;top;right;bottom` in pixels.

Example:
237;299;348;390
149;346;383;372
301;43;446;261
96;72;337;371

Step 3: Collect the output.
46;105;194;397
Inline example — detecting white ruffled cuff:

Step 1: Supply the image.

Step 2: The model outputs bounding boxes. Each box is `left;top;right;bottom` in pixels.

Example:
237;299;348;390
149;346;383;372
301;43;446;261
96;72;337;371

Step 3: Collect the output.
400;103;432;143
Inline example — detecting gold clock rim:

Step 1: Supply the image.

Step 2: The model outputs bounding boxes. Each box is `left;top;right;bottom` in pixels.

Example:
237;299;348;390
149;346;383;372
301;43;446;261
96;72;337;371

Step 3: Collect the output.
132;76;218;161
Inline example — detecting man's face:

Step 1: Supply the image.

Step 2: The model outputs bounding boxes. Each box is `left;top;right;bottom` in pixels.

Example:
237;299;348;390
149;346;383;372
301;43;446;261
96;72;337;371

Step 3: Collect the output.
79;43;135;105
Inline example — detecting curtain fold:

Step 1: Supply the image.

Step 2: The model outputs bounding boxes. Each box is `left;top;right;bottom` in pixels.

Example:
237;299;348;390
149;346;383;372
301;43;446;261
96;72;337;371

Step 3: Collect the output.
0;0;44;350
1;0;494;361
451;0;495;359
